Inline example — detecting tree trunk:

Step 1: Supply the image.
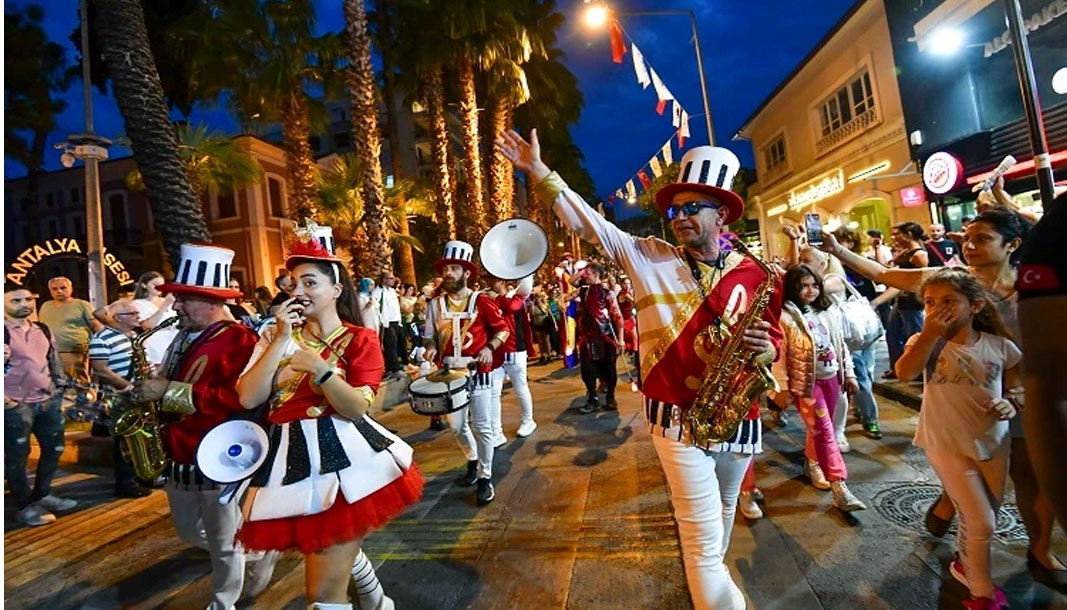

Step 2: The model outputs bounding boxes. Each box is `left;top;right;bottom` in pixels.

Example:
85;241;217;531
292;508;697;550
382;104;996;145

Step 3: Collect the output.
487;96;515;223
377;0;416;285
424;65;456;240
96;0;208;265
457;51;487;239
279;93;318;221
344;0;392;277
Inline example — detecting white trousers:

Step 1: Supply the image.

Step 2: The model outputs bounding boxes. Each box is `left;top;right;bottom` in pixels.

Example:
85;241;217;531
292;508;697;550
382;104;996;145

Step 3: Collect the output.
651;434;747;610
492;351;535;435
447;371;496;479
833;391;848;439
166;483;244;610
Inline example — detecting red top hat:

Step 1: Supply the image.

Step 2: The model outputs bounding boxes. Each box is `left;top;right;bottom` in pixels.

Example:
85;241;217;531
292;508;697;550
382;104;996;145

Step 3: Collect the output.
434;240;479;281
158;243;243;300
655;146;745;224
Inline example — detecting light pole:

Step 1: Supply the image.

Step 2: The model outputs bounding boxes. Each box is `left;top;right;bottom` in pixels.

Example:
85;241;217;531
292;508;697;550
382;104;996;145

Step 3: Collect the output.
582;2;716;146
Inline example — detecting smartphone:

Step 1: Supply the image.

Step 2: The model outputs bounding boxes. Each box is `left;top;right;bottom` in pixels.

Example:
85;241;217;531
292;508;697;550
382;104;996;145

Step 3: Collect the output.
804;213;823;246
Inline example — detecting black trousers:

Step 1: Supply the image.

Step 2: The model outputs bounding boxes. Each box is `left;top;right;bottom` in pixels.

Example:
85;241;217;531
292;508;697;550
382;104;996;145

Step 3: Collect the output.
381;321;406;372
579;345;617;398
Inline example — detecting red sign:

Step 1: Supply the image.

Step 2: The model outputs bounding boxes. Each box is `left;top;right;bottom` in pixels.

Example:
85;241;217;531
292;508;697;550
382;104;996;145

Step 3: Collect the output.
899;186;926;208
923;151;964;194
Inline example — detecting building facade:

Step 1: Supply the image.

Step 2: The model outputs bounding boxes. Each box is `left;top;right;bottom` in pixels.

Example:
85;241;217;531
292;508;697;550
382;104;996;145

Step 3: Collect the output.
735;0;926;259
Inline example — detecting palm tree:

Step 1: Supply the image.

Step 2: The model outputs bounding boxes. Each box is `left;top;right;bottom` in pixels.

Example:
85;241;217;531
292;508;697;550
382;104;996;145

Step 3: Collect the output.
95;0;209;263
122;124;263;199
343;0;392;276
192;0;343;220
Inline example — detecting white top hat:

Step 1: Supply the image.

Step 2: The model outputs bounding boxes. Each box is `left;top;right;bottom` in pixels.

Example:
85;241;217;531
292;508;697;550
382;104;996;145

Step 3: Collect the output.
655;146;745;224
159;243;243;299
435;240;479;279
287;219;341;268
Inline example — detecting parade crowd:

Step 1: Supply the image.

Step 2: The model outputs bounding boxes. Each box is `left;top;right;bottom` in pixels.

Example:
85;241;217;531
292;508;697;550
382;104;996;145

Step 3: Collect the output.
5;127;1066;610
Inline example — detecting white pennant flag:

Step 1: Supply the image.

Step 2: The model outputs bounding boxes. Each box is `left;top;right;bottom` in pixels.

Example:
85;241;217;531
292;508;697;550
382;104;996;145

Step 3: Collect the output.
615;189;625;201
632;44;651;89
649;156;663;178
671;100;683;128
661;141;673;165
678;110;691;146
626;180;637;199
649;68;674;114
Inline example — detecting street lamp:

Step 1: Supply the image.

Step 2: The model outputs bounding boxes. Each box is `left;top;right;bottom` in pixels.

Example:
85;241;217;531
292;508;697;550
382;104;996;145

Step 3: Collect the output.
580;1;716;146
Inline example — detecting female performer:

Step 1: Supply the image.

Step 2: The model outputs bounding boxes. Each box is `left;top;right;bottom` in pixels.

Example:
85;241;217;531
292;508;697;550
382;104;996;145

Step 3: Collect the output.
236;222;423;610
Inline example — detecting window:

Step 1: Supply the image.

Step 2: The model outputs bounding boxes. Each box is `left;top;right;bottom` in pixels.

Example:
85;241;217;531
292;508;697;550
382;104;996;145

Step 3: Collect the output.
46;192;55;207
818;70;875;137
333;132;351;150
70;187;81;203
267;177;285;217
762;136;787;172
216;190;238;219
55;190;65;206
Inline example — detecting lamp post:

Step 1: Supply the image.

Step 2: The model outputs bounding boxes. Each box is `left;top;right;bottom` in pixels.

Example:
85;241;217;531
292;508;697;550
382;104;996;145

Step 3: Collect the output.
582;2;716;146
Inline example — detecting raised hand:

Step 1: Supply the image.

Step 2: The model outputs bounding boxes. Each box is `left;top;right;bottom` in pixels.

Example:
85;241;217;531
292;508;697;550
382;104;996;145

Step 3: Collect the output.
495;129;550;181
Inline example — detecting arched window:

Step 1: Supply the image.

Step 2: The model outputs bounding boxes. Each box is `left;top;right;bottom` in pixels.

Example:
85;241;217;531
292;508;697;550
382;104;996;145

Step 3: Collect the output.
267;176;286;218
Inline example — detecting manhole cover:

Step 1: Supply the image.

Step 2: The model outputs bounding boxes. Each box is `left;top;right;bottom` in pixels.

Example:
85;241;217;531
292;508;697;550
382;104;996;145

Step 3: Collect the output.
871;483;1027;544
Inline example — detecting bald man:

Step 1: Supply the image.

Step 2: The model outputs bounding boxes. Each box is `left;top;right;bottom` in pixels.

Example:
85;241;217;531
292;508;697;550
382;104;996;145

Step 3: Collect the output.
38;277;101;384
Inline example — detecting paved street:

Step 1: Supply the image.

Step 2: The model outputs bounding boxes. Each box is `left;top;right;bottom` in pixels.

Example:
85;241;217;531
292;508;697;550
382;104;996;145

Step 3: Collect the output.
5;360;1066;609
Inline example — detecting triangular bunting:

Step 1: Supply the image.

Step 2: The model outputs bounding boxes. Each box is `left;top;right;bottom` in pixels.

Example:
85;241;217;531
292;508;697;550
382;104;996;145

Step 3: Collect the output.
638;170;652;189
672;101;683;128
610;20;626;64
678;111;690;147
649;156;663;178
632;44;651;88
661;141;673;165
626;180;637;199
650;69;673;115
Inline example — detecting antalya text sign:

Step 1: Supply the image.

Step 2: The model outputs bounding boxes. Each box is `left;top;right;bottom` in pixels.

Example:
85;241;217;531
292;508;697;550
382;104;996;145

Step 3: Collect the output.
6;238;133;287
788;169;845;210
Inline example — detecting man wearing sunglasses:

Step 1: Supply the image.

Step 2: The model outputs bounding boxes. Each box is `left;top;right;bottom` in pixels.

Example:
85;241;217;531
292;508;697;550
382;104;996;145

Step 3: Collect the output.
497;129;782;610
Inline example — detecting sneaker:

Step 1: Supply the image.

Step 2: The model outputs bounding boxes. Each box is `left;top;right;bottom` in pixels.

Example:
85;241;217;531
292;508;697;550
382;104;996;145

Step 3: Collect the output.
882;370;897;380
831;481;866;511
864;421;883;440
494;433;508;448
739;491;764;519
115;485;152;499
962;587;1008;610
603;396;618;411
750;488;765;503
429;416;447;431
37;494;77;512
806;460;831;490
578;395;600;414
459;460;478;487
476;478;495;506
925;493;953;538
516;420;538;437
15;504;56;527
950;553;969;587
836;434;852;453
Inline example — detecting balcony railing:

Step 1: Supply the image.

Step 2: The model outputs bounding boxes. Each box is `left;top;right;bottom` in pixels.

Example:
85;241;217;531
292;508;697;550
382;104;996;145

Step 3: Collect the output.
815;107;878;155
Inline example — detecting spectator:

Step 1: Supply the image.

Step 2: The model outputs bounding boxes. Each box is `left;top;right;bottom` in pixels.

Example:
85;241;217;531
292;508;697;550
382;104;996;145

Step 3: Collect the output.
865;229;893;266
5;286;78;526
225;279;256;325
268;273;294;315
926;223;961;267
399;283;419;359
88;300;151;498
574;263;624;414
373;271;405;376
252;286;273;318
37;276;101;384
357;278;381;336
128;271;179;370
876;223;929;377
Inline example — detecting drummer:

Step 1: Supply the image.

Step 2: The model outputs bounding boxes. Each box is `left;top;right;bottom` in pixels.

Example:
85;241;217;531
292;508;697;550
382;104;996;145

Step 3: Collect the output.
422;240;510;506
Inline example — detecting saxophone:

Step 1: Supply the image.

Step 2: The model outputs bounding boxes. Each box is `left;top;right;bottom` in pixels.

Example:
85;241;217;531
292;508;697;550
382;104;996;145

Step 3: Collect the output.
111;316;180;481
683;238;779;446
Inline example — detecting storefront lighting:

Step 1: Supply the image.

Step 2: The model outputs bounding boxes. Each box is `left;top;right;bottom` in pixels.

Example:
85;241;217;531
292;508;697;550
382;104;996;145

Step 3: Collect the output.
767;204;789;216
847;221;860;229
927;27;964;55
847;161;890;182
965;150;1067;185
788;169;845;210
1053;67;1067;95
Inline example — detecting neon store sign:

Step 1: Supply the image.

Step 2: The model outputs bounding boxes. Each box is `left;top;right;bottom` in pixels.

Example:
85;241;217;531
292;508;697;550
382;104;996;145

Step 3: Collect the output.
5;238;133;287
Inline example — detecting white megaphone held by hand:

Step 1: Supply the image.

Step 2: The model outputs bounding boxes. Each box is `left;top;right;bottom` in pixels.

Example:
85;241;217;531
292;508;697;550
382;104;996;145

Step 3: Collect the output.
196;420;270;505
480;218;548;281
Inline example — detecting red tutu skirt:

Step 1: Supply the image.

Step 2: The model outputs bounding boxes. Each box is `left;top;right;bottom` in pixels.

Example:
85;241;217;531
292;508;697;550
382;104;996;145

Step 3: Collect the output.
236;464;424;554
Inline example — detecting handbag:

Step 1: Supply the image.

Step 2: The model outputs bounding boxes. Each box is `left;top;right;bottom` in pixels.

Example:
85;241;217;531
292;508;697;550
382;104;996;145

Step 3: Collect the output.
836;279;884;351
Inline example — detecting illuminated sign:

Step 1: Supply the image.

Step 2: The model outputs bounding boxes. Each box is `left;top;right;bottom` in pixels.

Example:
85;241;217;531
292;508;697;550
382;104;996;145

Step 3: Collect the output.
899;186;926;208
983;0;1067;58
5;238;133;287
788;169;845;210
766;204;789;217
923;152;963;194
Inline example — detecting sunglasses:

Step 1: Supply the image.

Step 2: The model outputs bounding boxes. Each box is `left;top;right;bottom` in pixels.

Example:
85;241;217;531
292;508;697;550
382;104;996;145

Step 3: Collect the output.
665;200;719;221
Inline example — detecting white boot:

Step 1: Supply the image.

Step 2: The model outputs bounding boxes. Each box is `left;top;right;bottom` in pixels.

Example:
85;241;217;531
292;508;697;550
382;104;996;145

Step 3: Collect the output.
351;550;395;610
806;459;831;490
831;480;867;512
738;491;764;520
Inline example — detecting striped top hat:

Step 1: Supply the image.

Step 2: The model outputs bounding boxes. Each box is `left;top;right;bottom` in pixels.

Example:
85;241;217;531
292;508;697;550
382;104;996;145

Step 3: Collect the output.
655;146;745;224
286;219;342;270
434;240;479;280
158;243;242;300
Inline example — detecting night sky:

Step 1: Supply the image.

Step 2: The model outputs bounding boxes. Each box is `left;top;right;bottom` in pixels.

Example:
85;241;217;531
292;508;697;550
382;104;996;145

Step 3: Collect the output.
5;0;856;221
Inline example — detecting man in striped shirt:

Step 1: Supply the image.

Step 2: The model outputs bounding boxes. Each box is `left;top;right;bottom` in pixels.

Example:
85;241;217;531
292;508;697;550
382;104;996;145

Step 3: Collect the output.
89;299;151;498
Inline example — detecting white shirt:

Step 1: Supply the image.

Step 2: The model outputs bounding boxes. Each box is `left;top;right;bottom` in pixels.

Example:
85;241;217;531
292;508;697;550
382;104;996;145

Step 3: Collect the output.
373;286;402;324
131;298;179;366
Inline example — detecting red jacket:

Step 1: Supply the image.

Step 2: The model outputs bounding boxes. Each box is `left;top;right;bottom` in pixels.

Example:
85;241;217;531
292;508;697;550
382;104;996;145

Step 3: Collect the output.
495;293;538;358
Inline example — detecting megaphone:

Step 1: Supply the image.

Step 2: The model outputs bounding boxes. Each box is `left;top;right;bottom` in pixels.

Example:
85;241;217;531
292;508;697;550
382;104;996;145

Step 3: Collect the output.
196;420;270;485
479;218;548;281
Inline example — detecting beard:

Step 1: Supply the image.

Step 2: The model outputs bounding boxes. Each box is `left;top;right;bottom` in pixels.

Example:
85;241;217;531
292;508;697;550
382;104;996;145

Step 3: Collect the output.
442;276;466;293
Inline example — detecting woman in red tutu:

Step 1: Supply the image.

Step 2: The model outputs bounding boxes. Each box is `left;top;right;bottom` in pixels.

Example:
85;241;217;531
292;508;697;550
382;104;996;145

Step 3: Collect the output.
236;221;422;610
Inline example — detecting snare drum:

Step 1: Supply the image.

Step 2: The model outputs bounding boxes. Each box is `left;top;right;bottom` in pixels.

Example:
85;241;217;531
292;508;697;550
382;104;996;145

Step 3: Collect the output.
408;369;472;416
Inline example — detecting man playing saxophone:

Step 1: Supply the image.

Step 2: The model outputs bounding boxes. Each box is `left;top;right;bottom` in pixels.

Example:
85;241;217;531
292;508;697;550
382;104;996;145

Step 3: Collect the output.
497;131;782;610
135;244;277;610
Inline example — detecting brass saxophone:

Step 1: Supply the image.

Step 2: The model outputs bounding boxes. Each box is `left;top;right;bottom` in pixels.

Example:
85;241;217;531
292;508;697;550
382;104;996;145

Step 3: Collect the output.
112;316;180;480
684;238;780;446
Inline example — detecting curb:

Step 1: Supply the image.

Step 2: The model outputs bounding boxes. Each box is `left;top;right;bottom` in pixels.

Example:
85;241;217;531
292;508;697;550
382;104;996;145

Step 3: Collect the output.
872;381;922;410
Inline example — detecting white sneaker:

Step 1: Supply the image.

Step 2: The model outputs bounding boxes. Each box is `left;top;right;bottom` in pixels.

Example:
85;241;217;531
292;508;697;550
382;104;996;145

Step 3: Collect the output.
494;433;507;448
831;481;867;511
836;434;851;453
16;503;56;527
37;494;77;512
806;460;831;490
516;420;537;437
739;491;764;519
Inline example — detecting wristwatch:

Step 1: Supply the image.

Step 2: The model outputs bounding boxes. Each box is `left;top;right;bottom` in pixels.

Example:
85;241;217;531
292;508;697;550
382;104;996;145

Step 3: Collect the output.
315;368;335;385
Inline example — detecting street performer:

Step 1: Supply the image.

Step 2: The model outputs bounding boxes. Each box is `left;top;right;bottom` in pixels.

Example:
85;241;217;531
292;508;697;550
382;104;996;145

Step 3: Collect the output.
235;221;422;610
497;130;783;610
423;240;510;506
136;243;279;610
488;274;538;439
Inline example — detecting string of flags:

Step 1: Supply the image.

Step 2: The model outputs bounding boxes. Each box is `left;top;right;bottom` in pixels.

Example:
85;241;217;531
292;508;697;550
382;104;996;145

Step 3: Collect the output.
605;136;677;207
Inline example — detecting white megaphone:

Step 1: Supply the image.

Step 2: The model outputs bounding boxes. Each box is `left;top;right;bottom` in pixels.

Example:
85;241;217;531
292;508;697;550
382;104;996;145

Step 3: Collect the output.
196;420;270;505
479;218;549;281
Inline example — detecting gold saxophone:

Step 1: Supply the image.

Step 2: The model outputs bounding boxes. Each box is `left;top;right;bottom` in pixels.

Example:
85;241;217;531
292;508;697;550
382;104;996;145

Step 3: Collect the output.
684;238;779;446
112;316;181;481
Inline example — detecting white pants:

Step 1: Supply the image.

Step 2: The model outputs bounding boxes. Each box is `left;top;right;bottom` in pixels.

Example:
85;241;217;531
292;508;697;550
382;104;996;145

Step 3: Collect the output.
166;483;244;610
447;371;496;479
833;391;848;439
651;434;747;610
492;351;535;434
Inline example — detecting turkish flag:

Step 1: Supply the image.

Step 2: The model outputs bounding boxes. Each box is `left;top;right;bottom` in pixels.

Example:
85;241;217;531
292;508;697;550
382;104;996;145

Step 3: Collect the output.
1017;264;1061;291
610;21;626;64
638;170;652;189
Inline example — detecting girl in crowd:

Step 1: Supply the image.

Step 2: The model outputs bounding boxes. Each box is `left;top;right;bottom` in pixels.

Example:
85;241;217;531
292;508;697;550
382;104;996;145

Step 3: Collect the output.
821;210;1065;591
236;231;423;610
895;269;1021;610
130;271;180;369
777;265;865;512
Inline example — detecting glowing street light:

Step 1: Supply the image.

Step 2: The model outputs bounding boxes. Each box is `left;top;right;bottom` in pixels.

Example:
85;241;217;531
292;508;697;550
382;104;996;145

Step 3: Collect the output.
1053;67;1067;95
626;195;638;205
582;2;610;29
927;27;964;55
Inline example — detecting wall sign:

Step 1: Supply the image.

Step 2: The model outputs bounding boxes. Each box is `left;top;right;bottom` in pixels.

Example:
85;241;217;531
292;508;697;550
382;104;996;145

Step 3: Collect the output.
5;238;133;287
899;186;926;207
923;151;963;194
983;0;1067;58
788;169;845;210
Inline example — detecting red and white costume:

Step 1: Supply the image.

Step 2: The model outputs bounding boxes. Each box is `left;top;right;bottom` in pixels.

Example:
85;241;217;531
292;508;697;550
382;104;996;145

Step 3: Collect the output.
492;276;537;437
